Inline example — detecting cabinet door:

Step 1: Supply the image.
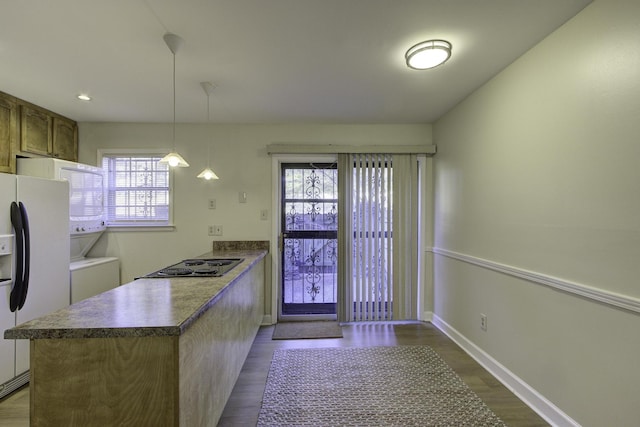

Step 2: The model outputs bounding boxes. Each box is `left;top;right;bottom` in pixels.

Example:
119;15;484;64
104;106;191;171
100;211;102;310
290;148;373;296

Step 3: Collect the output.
20;105;52;156
0;95;17;173
52;117;78;161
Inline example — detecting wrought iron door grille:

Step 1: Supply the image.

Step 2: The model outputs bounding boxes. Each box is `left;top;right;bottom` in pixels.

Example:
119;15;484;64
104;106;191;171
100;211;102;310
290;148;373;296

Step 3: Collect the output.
281;164;337;315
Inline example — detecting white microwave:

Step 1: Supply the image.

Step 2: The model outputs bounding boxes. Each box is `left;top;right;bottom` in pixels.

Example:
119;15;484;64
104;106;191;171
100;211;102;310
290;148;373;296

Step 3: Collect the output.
16;158;106;235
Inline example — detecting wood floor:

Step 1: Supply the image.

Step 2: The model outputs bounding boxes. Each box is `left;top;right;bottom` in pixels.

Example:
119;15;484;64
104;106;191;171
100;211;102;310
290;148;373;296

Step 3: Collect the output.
221;321;548;426
0;322;549;426
0;382;28;427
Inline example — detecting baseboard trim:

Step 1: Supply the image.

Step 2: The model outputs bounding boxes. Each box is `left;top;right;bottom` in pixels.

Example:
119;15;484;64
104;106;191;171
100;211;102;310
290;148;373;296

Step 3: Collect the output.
431;315;579;427
0;370;29;400
431;247;640;315
261;314;274;325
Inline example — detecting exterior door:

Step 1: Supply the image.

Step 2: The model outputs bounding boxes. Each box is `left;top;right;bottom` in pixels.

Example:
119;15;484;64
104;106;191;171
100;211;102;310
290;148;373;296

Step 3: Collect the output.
281;163;337;317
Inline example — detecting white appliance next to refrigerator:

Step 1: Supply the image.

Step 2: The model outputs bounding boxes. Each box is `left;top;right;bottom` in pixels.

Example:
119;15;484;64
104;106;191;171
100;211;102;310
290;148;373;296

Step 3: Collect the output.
16;158;120;305
69;256;119;304
0;174;70;399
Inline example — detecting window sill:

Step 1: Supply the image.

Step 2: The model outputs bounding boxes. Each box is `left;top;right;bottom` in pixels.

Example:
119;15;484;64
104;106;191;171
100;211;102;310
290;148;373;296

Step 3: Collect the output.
106;225;176;232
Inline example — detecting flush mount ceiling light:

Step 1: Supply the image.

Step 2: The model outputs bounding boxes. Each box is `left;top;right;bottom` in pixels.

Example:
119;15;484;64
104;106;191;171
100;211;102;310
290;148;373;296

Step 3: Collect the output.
159;32;189;168
197;82;219;181
77;94;91;101
405;39;452;70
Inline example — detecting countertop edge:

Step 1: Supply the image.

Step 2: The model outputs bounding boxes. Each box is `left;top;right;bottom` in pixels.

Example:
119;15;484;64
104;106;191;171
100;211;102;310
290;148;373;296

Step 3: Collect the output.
4;249;268;340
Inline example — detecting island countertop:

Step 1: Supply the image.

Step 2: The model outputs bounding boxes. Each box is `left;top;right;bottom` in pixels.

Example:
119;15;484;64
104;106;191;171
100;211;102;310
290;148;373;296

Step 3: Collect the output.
4;245;268;340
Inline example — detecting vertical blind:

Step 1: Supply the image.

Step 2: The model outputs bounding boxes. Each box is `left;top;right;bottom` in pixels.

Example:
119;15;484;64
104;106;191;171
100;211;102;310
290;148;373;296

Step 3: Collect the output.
338;153;418;322
353;154;392;321
391;154;419;320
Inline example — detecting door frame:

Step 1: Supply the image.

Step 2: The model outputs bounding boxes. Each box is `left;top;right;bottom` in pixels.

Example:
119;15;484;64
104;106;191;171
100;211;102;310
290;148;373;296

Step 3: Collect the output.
271;154;337;323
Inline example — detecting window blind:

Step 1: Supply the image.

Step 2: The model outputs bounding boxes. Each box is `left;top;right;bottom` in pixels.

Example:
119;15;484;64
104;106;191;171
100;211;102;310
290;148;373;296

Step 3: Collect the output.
102;154;171;226
338;153;419;322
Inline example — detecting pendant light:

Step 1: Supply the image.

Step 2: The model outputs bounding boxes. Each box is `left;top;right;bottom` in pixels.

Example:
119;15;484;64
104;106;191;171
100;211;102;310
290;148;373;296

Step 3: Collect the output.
159;32;189;168
197;81;219;180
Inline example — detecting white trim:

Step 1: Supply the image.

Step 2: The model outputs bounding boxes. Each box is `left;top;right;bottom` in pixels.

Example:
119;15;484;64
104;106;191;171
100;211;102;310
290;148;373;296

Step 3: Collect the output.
261;314;274;325
0;371;29;400
267;143;436;155
431;247;640;315
107;225;175;232
270;155;280;324
431;315;580;427
416;155;429;321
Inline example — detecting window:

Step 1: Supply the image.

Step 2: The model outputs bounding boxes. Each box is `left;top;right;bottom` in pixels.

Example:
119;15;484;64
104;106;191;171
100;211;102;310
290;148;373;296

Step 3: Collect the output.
100;151;172;227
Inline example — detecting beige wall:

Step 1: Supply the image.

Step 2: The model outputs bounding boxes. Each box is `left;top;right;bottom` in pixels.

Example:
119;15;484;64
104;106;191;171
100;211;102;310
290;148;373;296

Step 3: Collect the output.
78;123;432;319
432;0;640;425
76;1;640;423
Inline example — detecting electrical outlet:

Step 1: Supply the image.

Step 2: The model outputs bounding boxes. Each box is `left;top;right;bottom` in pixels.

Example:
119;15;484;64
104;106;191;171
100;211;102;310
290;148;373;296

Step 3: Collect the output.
480;313;488;331
208;225;223;236
208;199;216;209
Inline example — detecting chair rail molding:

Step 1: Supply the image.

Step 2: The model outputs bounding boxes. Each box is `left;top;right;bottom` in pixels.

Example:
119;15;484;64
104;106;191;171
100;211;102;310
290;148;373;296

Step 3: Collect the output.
430;247;640;315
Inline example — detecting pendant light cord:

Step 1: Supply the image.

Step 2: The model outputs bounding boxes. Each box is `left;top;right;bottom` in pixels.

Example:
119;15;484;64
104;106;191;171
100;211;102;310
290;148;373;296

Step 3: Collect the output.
206;90;210;121
172;52;176;150
206;92;211;167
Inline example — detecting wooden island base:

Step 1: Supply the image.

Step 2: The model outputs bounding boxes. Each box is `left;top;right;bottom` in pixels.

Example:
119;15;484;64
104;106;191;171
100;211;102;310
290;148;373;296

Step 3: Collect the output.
29;260;264;426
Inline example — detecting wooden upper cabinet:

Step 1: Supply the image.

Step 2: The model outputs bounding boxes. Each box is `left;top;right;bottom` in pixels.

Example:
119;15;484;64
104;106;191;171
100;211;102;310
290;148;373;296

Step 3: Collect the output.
18;100;78;162
0;92;78;168
52;117;78;161
0;94;18;173
20;104;53;156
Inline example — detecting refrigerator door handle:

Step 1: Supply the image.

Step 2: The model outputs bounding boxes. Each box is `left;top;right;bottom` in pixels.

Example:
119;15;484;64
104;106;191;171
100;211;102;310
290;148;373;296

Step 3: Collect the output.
18;202;30;310
9;202;24;312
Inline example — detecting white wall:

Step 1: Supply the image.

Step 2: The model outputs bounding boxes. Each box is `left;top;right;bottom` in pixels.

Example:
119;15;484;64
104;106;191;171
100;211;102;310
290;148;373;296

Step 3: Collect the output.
78;123;431;319
432;1;640;426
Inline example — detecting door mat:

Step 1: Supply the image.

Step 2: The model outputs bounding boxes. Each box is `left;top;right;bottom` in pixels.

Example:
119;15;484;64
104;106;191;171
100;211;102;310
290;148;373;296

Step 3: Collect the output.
257;345;507;426
272;321;343;340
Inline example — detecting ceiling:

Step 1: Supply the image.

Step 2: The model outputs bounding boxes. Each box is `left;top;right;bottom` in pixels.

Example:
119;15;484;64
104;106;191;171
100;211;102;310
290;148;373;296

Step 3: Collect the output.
0;0;591;124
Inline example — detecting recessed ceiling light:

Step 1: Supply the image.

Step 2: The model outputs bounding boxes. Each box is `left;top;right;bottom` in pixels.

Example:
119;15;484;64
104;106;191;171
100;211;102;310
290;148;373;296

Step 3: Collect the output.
77;94;91;101
405;39;452;70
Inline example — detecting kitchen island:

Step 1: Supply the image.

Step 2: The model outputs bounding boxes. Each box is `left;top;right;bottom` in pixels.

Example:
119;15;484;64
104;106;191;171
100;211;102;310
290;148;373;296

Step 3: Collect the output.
4;241;268;427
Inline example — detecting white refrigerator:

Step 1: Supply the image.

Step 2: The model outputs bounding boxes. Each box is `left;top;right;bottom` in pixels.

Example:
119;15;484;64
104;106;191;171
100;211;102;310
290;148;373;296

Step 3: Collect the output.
0;174;69;399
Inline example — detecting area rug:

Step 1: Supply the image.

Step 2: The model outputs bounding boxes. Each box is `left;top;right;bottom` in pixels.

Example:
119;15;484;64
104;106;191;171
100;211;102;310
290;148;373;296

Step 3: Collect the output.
257;345;506;426
272;321;343;340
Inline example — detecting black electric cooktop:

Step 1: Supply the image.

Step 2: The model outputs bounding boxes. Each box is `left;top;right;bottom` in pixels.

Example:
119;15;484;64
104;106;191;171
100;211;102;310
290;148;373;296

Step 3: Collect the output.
140;258;244;278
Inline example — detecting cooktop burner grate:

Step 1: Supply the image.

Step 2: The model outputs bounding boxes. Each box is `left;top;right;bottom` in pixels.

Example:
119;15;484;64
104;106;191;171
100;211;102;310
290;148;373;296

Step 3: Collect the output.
158;267;193;276
206;260;234;266
183;260;205;266
139;258;244;279
192;268;220;275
